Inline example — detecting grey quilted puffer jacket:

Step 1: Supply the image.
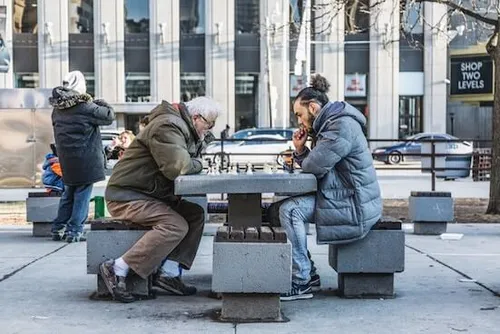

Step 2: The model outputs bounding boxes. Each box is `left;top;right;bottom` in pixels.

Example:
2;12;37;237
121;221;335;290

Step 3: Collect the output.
294;101;382;244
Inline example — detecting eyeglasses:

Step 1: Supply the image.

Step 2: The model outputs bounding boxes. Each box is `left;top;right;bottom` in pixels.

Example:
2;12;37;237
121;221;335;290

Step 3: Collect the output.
198;114;214;129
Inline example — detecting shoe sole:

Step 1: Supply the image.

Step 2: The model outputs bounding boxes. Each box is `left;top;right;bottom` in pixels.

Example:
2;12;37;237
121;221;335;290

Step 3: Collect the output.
99;263;116;298
280;292;314;301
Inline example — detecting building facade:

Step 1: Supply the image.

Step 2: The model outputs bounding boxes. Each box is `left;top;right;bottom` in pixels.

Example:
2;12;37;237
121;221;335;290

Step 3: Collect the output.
0;0;448;139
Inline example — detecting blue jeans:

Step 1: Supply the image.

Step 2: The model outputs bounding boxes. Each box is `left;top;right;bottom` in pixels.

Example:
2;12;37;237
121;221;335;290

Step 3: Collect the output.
51;184;93;237
277;194;316;285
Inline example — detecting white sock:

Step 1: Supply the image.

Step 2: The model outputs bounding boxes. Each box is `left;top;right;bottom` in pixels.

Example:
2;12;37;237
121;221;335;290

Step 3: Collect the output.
161;259;180;277
113;257;129;277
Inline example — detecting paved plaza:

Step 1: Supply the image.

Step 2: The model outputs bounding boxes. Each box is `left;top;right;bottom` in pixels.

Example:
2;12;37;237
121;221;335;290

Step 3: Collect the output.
0;223;499;333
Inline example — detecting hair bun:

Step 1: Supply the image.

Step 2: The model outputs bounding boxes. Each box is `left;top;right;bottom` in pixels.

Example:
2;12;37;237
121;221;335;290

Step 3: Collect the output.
310;74;330;94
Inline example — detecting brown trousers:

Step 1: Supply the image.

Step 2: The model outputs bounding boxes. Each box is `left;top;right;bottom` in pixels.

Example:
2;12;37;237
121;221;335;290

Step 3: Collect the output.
106;199;205;279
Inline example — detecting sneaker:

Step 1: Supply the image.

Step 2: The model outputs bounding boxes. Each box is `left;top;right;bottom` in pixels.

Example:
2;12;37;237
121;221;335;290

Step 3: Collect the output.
153;275;197;296
66;233;86;243
310;273;321;287
280;282;313;301
98;260;135;303
51;229;66;241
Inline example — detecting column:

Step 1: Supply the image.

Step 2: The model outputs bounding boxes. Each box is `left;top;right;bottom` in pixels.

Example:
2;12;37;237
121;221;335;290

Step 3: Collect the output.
205;0;235;136
37;0;69;88
423;2;447;133
150;0;180;103
94;0;125;102
369;0;400;140
314;0;344;101
259;0;289;128
0;0;13;88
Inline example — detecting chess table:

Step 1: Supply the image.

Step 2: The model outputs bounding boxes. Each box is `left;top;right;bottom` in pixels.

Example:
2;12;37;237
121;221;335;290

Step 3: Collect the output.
175;171;317;321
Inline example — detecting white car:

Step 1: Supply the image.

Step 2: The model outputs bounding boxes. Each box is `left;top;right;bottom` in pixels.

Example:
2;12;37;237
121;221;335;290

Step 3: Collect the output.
204;134;294;166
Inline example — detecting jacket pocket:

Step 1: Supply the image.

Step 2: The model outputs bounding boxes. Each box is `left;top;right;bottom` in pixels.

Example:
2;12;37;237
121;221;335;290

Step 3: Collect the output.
318;188;358;226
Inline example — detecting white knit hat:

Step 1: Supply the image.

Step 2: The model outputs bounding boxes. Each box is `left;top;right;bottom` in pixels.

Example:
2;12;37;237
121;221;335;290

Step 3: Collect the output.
63;71;86;95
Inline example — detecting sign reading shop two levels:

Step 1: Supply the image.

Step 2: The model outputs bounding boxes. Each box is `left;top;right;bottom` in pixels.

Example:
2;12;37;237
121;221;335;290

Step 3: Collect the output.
450;56;493;95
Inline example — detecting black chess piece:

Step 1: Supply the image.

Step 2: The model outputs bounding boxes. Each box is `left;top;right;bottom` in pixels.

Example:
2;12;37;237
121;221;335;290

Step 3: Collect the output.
236;163;240;173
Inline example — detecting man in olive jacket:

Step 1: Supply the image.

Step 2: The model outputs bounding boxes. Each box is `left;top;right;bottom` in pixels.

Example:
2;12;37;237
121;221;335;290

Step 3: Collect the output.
50;71;115;243
100;97;222;303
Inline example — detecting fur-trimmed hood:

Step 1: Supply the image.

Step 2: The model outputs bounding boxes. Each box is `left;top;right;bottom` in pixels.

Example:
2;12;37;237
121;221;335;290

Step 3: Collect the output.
49;87;93;110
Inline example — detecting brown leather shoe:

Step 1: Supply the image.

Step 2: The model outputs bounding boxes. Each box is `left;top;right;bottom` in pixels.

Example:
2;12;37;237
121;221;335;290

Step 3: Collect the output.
99;260;135;303
153;275;197;296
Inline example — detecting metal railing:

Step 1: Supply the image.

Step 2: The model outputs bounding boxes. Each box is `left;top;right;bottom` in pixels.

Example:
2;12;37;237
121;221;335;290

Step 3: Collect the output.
202;137;492;191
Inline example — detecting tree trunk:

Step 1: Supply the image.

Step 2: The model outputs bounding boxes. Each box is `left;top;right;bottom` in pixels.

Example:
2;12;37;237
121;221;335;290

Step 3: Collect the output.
486;44;500;214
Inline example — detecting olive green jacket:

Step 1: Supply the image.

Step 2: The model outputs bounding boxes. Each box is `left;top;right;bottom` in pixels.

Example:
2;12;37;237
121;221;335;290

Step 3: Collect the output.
105;101;204;203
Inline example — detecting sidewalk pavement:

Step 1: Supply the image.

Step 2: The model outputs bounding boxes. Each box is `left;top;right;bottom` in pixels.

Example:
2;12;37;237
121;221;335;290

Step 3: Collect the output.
0;224;499;333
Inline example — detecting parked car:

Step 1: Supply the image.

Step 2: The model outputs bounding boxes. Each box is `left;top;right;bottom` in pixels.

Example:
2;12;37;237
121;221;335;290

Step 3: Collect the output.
100;129;121;149
204;134;293;166
206;127;297;150
373;133;473;165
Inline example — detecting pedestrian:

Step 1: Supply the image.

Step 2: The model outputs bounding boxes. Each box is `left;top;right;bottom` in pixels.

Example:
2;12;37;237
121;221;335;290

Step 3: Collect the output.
100;96;222;303
268;74;382;301
50;71;115;243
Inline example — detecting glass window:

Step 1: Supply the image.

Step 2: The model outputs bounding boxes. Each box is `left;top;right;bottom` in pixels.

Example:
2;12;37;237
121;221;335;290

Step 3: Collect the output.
83;72;95;96
125;0;149;33
235;0;259;34
180;0;205;34
345;0;369;34
13;0;38;33
180;73;205;101
69;0;93;33
401;0;423;34
235;74;258;130
15;72;39;88
399;96;423;139
125;73;151;102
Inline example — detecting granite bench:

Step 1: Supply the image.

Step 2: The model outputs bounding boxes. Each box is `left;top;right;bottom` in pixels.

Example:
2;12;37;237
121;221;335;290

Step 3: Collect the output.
86;219;154;300
213;225;291;322
26;192;62;237
329;217;405;298
409;191;454;235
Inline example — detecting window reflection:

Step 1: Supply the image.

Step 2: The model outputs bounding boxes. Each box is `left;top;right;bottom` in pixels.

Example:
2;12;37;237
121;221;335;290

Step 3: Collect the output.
180;73;205;102
345;0;370;34
69;0;93;33
13;0;38;34
180;0;205;34
235;74;258;130
235;0;259;34
125;0;149;34
126;73;151;102
15;72;39;88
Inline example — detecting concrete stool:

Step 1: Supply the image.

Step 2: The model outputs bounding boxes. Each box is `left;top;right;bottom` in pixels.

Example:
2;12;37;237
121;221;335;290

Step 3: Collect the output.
86;220;153;299
26;192;61;237
329;217;405;298
212;225;291;322
409;191;454;235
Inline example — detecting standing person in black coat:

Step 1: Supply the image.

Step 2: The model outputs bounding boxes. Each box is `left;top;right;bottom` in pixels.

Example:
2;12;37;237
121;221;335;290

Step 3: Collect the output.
49;71;115;243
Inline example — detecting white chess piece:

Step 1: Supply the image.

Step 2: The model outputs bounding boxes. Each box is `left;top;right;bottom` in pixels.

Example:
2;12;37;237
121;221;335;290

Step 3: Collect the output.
246;163;253;175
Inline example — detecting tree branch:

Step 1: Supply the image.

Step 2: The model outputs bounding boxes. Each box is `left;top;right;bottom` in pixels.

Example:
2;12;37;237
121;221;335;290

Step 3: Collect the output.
416;0;498;26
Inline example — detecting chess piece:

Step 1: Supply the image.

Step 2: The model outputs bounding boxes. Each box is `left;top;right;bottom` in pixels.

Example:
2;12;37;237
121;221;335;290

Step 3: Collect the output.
246;162;253;175
229;164;238;175
264;163;272;174
236;163;240;173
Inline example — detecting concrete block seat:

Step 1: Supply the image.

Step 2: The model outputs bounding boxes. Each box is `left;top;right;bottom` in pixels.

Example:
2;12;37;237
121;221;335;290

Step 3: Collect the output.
26;191;62;237
213;225;291;322
409;191;454;235
329;217;405;298
86;219;154;300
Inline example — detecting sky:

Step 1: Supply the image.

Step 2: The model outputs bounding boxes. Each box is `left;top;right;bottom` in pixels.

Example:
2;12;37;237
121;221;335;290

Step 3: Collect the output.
126;0;149;21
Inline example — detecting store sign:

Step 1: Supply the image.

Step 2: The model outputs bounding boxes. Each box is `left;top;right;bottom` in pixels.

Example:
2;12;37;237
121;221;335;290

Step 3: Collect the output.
345;74;366;97
290;75;307;97
0;6;10;73
450;56;493;95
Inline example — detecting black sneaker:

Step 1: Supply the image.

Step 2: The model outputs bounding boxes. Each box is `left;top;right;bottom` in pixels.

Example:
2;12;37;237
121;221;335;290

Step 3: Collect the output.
51;229;66;241
153;275;197;296
310;273;321;287
280;282;313;301
66;233;86;243
98;260;135;303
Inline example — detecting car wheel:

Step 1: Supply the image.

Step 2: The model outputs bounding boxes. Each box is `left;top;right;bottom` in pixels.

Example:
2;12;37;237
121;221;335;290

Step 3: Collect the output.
388;151;402;165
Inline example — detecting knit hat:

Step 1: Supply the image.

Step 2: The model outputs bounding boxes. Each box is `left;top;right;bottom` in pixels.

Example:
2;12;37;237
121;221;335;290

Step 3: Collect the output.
63;71;86;95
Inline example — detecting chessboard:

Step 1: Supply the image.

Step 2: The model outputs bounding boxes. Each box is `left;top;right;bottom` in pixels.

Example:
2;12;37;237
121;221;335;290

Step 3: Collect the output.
205;162;292;175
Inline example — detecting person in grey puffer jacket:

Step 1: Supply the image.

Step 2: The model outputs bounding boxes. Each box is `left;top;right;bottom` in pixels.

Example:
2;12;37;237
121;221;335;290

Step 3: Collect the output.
50;71;115;243
270;74;382;301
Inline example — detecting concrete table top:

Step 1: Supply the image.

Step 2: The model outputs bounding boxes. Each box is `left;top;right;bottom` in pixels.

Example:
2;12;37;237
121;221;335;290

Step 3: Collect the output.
174;171;317;195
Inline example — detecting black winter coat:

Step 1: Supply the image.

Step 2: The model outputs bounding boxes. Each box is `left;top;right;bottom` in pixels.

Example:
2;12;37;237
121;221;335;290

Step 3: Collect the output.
50;88;115;186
